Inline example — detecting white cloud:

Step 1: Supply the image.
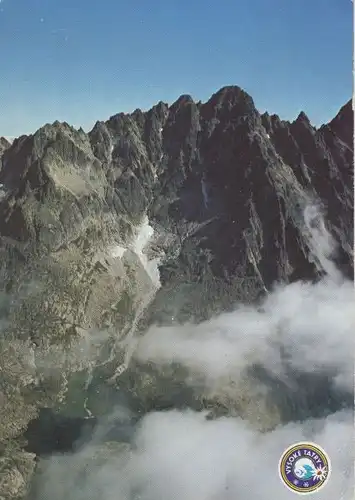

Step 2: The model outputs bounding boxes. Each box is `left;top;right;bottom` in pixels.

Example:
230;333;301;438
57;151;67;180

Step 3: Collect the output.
33;409;353;500
135;277;354;395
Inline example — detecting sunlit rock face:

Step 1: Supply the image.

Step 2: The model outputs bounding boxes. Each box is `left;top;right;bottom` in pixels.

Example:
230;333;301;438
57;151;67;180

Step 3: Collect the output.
0;87;352;499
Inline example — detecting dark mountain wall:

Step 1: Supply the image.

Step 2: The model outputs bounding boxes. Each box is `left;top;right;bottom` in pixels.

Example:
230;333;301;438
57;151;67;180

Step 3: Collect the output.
0;87;352;499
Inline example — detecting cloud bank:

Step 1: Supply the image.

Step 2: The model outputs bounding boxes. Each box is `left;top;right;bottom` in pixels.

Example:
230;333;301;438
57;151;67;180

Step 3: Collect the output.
31;204;354;499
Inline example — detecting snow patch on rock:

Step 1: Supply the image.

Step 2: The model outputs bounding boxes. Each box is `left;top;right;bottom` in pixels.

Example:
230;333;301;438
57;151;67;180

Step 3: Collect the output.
133;215;161;289
110;245;126;258
108;215;162;289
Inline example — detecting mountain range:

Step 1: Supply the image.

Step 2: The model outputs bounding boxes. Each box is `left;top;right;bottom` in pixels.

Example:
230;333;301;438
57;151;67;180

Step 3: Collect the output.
0;86;353;499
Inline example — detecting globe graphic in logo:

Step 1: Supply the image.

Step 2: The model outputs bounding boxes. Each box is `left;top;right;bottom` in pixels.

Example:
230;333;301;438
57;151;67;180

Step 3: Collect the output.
279;442;331;494
294;458;317;480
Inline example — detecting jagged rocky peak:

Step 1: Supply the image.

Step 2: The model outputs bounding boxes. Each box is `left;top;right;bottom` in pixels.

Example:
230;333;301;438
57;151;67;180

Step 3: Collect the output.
89;120;113;162
294;110;312;124
197;86;258;129
1;120;102;191
93;86;353;276
260;111;283;133
0;119;110;249
0;136;10;156
0;85;352;306
289;112;315;149
206;85;256;111
32;120;92;157
170;94;195;112
323;98;353;146
1;87;352;281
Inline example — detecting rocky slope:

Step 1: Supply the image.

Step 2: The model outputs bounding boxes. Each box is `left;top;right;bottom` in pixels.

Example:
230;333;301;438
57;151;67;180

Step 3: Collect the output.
0;87;353;499
0;137;10;156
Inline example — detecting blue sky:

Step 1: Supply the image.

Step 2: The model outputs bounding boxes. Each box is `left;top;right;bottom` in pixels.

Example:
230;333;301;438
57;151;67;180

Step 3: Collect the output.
0;0;352;137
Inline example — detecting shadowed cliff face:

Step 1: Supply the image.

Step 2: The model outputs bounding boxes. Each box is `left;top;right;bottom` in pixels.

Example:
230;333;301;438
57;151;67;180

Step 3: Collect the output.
0;89;352;291
0;137;10;157
0;87;353;499
90;88;353;318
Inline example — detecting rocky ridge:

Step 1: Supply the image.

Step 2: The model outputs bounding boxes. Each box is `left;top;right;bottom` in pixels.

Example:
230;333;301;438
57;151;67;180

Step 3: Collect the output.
0;86;353;499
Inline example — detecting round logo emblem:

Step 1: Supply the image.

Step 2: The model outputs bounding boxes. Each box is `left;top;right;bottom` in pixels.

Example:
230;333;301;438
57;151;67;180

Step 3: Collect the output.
279;442;331;494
